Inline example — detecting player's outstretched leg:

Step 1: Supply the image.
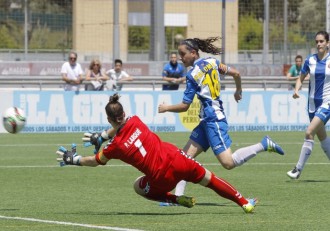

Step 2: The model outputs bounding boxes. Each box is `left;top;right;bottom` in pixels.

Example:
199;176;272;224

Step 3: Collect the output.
261;136;285;155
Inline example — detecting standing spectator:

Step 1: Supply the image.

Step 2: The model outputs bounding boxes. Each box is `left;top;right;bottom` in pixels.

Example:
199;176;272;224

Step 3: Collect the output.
158;37;284;198
106;59;133;91
61;51;84;91
286;55;303;90
162;52;185;90
57;93;257;213
85;59;109;91
287;31;330;179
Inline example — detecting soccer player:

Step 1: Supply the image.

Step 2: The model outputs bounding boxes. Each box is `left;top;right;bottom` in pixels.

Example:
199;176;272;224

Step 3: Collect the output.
158;37;285;197
56;93;257;213
287;31;330;179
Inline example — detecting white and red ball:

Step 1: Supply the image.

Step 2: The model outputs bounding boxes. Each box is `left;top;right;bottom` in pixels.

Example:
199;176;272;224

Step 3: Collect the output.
2;107;26;134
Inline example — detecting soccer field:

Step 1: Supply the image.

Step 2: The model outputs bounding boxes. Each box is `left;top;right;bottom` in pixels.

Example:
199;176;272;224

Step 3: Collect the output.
0;131;329;231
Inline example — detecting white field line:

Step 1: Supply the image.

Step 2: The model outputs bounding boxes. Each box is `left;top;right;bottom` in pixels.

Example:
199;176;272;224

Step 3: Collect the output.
0;215;144;231
0;162;329;169
0;140;312;147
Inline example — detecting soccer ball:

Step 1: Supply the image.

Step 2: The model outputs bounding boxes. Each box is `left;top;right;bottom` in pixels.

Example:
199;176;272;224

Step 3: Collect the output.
2;107;26;134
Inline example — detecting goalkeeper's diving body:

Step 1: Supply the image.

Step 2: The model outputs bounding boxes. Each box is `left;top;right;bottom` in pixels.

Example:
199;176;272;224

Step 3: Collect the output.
56;93;257;213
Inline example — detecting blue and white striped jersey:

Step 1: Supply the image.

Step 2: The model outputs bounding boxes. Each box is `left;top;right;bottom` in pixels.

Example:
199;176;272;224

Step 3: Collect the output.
182;57;229;121
301;53;330;113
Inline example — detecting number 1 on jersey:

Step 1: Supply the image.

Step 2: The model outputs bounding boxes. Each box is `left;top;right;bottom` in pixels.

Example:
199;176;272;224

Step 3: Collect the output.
134;139;147;157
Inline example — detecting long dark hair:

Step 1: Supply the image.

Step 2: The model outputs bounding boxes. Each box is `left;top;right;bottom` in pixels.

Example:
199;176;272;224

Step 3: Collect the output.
105;94;125;123
180;37;223;55
315;31;329;42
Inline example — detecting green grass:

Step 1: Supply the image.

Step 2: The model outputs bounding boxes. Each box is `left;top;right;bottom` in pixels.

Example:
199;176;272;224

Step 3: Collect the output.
0;131;330;230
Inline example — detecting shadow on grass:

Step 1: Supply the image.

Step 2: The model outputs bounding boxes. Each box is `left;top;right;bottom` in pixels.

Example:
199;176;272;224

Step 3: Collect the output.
59;204;234;216
60;211;194;216
196;202;229;207
0;209;19;211
285;179;330;183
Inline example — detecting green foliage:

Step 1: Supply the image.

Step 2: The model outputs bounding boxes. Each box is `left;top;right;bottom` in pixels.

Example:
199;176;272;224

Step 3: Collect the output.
269;22;305;49
29;23;50;49
298;0;326;36
0;25;18;48
29;0;72;14
287;24;306;45
238;14;263;50
165;27;186;50
128;26;186;52
128;26;150;51
0;19;22;49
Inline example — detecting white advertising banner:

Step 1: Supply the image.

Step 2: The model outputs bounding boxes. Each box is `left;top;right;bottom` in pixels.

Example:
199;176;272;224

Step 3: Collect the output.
0;90;318;133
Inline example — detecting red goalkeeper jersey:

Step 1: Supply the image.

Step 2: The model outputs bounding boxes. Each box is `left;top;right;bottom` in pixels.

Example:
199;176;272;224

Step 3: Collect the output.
98;116;180;179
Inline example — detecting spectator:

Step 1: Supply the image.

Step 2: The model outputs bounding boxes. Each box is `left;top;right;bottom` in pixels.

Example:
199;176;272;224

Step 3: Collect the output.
61;51;84;91
286;55;303;90
85;59;109;91
105;59;133;91
162;52;185;90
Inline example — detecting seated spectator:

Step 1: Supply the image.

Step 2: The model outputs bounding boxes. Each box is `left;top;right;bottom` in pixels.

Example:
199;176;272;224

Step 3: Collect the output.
61;51;84;91
162;52;185;90
286;55;302;90
105;59;133;91
85;59;109;91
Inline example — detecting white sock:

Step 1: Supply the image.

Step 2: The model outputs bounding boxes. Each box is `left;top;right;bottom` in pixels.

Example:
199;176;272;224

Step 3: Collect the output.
232;143;264;166
321;137;330;160
174;180;187;196
296;139;314;171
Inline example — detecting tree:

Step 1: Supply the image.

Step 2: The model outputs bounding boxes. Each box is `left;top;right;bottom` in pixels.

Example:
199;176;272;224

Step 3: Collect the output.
298;0;326;40
0;25;18;49
238;14;263;50
128;26;150;51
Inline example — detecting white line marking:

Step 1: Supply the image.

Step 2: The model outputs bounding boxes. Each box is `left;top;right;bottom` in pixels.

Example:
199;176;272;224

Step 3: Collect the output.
0;164;131;168
0;163;329;168
0;215;144;231
0;142;308;147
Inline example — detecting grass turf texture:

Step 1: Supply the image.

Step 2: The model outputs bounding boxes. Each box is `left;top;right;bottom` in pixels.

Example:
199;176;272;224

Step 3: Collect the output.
0;131;330;230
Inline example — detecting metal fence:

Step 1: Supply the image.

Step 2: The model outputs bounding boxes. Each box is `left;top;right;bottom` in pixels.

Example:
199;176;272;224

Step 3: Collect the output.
0;0;327;64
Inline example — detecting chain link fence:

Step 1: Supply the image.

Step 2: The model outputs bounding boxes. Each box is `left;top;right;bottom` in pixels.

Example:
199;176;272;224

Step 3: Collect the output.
0;0;327;64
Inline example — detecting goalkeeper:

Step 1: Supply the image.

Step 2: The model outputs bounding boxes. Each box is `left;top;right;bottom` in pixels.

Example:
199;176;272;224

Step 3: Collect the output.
56;93;257;213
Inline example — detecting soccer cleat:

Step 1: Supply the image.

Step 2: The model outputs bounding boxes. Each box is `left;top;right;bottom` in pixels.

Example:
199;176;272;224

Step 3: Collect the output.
176;195;196;208
261;136;285;155
242;198;258;213
287;167;301;179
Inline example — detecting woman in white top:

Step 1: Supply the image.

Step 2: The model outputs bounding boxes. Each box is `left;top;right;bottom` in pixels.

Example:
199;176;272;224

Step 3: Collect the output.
85;59;109;91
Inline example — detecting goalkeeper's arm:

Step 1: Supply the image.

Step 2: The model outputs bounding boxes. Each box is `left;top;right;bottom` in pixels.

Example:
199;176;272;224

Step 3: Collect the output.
83;128;114;154
79;155;100;167
56;145;108;167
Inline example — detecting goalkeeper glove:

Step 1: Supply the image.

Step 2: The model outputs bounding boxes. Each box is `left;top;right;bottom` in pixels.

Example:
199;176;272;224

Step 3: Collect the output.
82;130;110;154
56;143;82;166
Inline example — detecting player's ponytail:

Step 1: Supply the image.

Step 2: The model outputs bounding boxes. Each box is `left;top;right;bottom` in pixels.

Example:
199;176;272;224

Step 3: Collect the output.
106;93;125;123
181;37;223;55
